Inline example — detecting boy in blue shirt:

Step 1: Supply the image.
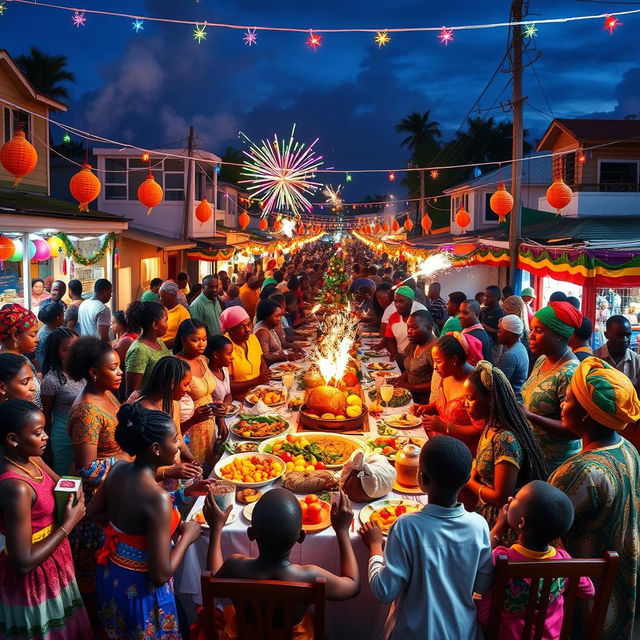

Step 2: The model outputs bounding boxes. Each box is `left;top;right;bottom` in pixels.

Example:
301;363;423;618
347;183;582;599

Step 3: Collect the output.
360;436;493;639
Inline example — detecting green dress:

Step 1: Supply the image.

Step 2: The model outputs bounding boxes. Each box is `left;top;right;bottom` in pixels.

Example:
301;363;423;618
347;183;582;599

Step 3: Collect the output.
520;355;580;473
474;427;523;530
124;338;170;390
549;438;640;640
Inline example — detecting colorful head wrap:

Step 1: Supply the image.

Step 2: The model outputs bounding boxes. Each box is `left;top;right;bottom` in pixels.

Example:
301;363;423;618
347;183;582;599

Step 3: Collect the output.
261;277;277;291
0;304;38;342
451;331;483;366
220;306;249;333
395;285;415;300
570;356;640;431
534;301;582;339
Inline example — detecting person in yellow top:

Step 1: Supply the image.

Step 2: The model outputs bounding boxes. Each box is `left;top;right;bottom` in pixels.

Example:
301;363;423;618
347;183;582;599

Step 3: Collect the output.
159;282;191;350
220;306;270;399
239;276;260;323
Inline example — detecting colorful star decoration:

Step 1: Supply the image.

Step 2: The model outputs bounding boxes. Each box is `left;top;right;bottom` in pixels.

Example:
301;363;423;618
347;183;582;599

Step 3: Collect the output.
375;31;391;47
193;22;207;43
307;31;322;50
71;10;86;27
62;133;72;144
523;24;537;39
438;26;454;45
604;15;621;35
244;27;257;46
345;172;352;183
132;19;144;33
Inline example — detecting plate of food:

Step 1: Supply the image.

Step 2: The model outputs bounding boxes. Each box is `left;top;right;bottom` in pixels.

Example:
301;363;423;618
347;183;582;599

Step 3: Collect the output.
224;441;260;454
214;452;285;488
384;413;422;429
365;435;427;461
367;362;395;371
361;331;381;338
225;400;242;418
243;494;332;532
369;387;412;408
245;386;287;407
270;362;303;379
359;499;422;535
260;432;363;470
230;415;290;440
191;508;238;528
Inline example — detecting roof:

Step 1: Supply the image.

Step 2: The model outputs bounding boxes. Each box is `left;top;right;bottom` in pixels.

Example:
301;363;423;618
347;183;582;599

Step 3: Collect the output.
122;227;195;250
444;156;552;195
537;118;640;151
0;50;67;112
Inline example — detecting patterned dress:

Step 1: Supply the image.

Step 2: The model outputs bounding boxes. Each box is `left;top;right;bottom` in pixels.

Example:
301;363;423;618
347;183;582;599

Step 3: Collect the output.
67;393;124;595
549;438;640;640
124;339;170;392
521;356;580;473
0;469;92;639
474;427;523;530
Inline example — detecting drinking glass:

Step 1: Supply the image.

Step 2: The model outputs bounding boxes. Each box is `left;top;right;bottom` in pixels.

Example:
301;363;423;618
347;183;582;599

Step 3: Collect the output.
282;371;295;393
380;383;394;414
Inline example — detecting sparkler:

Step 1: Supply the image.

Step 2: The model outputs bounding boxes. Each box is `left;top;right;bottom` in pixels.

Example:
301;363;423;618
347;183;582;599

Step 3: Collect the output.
239;125;324;216
402;252;453;286
310;308;357;385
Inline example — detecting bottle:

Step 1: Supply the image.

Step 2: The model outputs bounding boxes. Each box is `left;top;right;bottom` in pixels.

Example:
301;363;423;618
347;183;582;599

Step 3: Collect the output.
395;444;421;488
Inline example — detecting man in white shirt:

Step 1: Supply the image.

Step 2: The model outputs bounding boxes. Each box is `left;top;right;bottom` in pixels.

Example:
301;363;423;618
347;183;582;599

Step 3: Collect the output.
594;315;640;391
77;278;112;342
384;286;427;365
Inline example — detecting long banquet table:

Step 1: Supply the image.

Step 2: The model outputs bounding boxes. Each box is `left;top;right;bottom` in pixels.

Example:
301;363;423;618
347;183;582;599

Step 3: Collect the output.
175;341;428;639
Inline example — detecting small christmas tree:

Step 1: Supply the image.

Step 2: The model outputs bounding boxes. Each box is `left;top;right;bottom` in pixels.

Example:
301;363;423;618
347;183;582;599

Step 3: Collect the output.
318;251;349;305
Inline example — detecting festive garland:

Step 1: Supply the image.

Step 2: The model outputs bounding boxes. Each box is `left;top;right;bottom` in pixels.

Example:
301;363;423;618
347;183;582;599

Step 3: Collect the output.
56;232;117;266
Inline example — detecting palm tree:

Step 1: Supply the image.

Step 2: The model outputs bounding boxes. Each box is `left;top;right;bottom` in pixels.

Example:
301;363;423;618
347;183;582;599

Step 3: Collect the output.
395;111;441;157
218;146;245;186
15;47;75;105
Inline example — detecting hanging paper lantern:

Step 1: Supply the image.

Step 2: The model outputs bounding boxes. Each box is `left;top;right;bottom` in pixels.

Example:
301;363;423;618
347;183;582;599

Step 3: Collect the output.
455;206;471;233
259;217;268;231
195;198;213;225
489;182;514;223
69;163;102;212
374;223;381;234
47;235;65;257
273;218;282;232
421;213;432;234
0;130;38;187
546;178;573;215
404;217;414;232
32;237;51;261
0;236;15;261
382;222;390;233
238;210;250;230
137;171;163;215
7;238;23;262
391;218;400;232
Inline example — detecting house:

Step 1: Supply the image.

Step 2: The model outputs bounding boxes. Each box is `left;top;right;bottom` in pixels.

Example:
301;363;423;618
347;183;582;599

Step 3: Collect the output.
536;118;640;217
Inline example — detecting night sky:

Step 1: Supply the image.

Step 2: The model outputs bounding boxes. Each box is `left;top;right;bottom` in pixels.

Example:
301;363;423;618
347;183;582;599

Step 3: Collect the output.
3;0;640;199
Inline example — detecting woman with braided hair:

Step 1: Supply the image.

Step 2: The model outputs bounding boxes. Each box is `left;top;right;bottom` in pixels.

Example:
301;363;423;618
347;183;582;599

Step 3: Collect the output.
464;361;549;530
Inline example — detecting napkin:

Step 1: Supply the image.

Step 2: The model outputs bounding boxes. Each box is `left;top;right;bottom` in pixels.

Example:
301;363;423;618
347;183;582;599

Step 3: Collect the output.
242;399;271;415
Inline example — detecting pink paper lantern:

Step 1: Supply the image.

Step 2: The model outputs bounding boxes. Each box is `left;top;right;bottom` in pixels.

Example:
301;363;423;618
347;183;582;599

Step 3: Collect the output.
32;237;51;261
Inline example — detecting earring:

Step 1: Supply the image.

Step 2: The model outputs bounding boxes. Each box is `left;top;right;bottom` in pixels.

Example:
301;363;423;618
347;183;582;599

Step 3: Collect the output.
12;336;18;350
92;376;97;382
11;442;17;447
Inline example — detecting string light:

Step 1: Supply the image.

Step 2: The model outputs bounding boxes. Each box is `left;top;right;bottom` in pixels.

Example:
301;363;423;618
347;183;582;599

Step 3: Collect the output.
193;22;207;43
438;26;453;45
307;30;322;50
388;171;396;182
132;19;144;32
62;133;71;143
71;10;86;27
345;172;352;182
523;24;537;38
604;14;621;34
430;170;439;179
243;27;257;46
374;30;390;47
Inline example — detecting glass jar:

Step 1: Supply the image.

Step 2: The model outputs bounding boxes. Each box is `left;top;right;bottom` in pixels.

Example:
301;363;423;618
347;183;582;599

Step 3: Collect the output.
395;443;421;488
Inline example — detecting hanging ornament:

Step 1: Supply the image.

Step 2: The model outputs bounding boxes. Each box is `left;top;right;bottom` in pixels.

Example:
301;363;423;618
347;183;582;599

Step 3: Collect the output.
238;210;250;230
381;221;389;233
455;206;471;233
259;217;268;231
273;218;282;232
47;235;65;257
0;235;15;261
306;30;322;50
388;171;396;182
404;217;414;232
195;198;213;225
7;238;22;262
604;14;621;34
374;223;381;234
32;237;51;261
0;130;38;187
69;163;102;212
439;26;454;45
489;182;514;223
546;178;573;215
391;218;400;232
62;256;68;275
421;213;433;234
114;245;120;269
137;171;163;215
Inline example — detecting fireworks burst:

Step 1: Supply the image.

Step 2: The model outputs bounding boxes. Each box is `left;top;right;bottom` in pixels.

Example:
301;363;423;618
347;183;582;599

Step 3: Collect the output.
324;184;343;209
239;125;324;216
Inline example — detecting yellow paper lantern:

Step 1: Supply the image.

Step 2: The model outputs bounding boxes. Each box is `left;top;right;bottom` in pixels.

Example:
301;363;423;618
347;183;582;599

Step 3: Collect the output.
0;130;38;187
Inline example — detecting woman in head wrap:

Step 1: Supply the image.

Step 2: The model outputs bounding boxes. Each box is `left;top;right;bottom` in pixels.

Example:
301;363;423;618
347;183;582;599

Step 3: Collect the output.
520;301;582;472
220;307;270;399
464;361;548;531
0;304;42;408
159;281;191;350
549;357;640;640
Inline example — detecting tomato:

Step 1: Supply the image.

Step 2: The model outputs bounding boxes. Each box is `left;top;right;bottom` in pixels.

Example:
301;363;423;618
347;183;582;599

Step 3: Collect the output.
300;502;309;518
379;509;391;519
395;505;407;516
305;494;319;504
382;446;395;455
306;502;324;524
314;461;326;470
280;452;292;463
286;434;298;443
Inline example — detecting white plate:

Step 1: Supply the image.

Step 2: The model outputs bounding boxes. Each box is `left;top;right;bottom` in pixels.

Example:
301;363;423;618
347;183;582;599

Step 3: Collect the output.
383;413;422;429
213;452;286;488
359;499;423;535
243;501;257;522
244;385;287;407
190;508;238;529
226;400;242;417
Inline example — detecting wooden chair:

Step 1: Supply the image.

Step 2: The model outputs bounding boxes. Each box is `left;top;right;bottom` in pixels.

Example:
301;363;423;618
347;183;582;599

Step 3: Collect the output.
200;572;326;640
486;550;619;640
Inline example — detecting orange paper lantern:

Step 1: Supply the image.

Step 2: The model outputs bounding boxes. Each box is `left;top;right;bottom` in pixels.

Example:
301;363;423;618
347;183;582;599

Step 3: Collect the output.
489;182;514;223
546;178;573;215
374;223;381;234
138;171;163;215
391;218;400;232
259;218;268;231
273;219;282;232
238;210;250;230
382;222;390;233
455;206;471;233
404;217;414;232
0;235;15;261
421;213;432;234
195;198;213;225
69;163;101;212
0;130;38;187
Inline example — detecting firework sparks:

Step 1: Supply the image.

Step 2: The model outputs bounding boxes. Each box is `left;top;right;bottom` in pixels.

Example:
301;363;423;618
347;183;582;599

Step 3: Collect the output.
244;27;257;46
281;217;296;237
71;10;86;27
310;309;357;385
410;252;453;282
239;125;324;216
324;184;343;209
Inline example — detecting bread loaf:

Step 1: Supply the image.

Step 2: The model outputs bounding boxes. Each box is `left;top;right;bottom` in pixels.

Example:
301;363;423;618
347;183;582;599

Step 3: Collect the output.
283;470;338;493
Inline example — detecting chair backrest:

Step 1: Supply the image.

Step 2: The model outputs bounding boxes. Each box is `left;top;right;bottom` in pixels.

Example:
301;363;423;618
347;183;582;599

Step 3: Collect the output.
486;551;619;640
200;572;326;640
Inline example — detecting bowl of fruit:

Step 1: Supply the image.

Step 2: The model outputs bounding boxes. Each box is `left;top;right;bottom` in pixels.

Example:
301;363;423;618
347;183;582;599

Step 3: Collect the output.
214;452;285;488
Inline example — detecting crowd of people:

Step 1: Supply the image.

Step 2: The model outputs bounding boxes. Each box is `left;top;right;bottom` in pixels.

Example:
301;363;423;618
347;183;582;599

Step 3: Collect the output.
0;240;638;639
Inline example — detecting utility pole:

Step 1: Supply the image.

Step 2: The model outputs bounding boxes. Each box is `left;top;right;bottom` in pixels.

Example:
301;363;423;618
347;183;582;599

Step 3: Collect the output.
509;0;524;289
182;125;195;242
419;168;425;236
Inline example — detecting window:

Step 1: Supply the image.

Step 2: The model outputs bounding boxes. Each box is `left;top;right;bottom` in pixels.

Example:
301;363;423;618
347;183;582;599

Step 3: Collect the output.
451;194;469;221
484;193;499;223
163;159;184;201
599;161;639;192
104;158;127;199
141;257;160;285
103;157;172;201
552;152;575;186
4;108;30;143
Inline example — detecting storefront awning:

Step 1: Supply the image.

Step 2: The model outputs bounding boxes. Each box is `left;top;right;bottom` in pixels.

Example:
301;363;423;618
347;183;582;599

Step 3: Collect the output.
123;228;196;251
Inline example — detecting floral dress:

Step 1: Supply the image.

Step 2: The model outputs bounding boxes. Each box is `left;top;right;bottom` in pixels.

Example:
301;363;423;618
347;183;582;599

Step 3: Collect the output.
520;356;580;473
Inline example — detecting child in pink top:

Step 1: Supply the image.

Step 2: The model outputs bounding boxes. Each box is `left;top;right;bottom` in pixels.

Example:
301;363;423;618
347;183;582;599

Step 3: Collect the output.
477;480;595;640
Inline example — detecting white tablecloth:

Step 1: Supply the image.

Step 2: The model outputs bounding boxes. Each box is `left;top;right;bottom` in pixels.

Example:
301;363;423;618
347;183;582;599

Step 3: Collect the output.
175;341;427;639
